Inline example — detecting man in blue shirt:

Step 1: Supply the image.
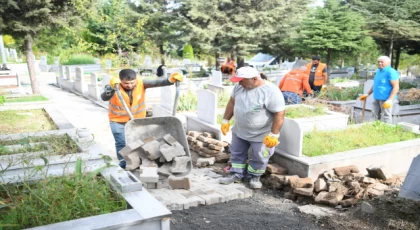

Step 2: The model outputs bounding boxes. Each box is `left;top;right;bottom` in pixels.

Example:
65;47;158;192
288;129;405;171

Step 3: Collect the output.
359;56;399;124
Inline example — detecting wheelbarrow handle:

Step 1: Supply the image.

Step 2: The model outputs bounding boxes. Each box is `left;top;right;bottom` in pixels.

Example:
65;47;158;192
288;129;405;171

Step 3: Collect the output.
115;83;134;120
173;81;180;116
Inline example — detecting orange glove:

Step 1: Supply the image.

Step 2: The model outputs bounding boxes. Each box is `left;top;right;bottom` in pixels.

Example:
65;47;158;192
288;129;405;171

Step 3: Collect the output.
382;100;392;109
263;132;279;148
359;94;368;101
109;77;121;89
169;72;183;83
221;119;230;136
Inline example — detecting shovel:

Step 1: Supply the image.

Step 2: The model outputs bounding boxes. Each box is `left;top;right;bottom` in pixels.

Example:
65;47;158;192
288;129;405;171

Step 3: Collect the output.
361;99;366;122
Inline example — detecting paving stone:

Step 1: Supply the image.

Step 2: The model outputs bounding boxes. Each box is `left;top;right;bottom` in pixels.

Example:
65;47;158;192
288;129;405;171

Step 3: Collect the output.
181;196;206;209
119;139;145;156
188;131;201;137
214;186;244;202
170;156;191;174
140;167;159;183
195;140;205;148
157;163;173;177
284;175;299;185
196;157;216;167
187;136;196;142
160;143;186;161
339;198;359;207
159;155;166;163
314;178;327;192
270;174;287;185
169;176;191;190
197;136;208;142
290;177;314;189
366;166;392;180
333;165;359;176
200;147;221;155
266;163;288;175
124;150;141;170
143;136;157;143
163;134;179;146
215;153;230;163
208;144;223;151
323;170;340;181
315;191;344;206
284;192;297;201
198;192;226;205
328;182;348;195
206;138;229;147
293;187;314;196
202;132;214;138
361;176;377;184
141;140;161;160
236;187;253;198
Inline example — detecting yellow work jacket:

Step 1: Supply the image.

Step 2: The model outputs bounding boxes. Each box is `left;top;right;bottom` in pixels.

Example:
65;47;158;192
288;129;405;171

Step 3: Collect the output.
108;79;146;123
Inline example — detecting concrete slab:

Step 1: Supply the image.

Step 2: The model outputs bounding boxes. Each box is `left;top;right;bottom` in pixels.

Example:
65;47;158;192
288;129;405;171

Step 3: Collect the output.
399;155;420;201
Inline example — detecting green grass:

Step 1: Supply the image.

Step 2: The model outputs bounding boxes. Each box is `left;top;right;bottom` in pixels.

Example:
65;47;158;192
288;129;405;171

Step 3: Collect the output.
6;95;48;103
177;91;198;112
61;54;96;65
399;81;417;90
218;91;231;108
0;164;127;229
0;109;57;134
303;121;420;157
318;85;363;101
329;78;350;84
0;134;80;156
285;105;327;119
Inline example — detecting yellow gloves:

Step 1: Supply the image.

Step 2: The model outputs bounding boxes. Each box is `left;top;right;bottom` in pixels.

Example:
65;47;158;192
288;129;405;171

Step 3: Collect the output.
221;119;230;136
169;72;183;83
109;77;121;88
383;100;392;109
263;132;280;148
359;94;368;101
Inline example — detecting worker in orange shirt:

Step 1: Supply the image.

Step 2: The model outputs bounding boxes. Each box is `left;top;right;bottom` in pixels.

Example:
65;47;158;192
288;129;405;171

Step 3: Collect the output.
306;56;328;94
221;58;236;75
279;61;312;104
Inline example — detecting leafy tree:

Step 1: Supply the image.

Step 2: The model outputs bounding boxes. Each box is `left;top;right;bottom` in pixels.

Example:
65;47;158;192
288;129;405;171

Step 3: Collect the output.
84;0;146;56
2;35;16;48
294;0;366;67
182;44;194;60
0;0;90;94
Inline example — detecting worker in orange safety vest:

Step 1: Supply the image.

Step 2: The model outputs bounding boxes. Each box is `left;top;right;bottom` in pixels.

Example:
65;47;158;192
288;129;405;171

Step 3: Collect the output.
306;56;328;94
279;61;312;104
221;57;236;75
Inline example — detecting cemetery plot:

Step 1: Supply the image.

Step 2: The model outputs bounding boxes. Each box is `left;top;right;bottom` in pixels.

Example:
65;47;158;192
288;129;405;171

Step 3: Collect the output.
0;109;57;134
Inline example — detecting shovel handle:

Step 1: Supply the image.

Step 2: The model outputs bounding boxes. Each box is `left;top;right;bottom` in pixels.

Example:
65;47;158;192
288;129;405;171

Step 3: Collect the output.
173;81;180;116
115;83;134;120
361;99;366;122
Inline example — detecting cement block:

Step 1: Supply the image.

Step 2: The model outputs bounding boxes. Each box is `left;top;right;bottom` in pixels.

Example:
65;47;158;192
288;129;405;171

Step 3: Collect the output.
124;151;141;170
293;187;314;196
181;196;205;209
169;176;191;190
196;157;216;167
314;178;327;192
119;139;145;156
198;192;226;205
266;163;288;175
141;140;161;160
110;170;143;193
187;116;222;141
157;163;173;177
140;167;159;183
163;134;178;146
170;156;191;174
208;144;223;151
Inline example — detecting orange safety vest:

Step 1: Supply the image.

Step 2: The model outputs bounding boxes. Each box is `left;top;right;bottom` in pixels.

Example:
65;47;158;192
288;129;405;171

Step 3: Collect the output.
306;62;327;86
279;69;312;96
108;79;146;123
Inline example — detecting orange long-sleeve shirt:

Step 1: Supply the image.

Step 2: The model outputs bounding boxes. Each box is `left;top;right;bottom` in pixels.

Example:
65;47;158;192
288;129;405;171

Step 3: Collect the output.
279;69;312;96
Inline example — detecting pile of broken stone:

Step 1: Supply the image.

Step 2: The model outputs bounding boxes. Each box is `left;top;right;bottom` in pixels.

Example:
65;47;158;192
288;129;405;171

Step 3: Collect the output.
187;131;231;167
119;134;191;189
262;164;402;207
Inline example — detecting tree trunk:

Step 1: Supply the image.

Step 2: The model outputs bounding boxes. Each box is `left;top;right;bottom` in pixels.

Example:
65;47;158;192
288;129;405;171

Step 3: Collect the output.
326;49;332;70
215;53;220;70
394;46;401;70
279;56;283;69
340;57;344;68
388;34;394;61
24;37;40;94
237;56;244;68
159;44;165;65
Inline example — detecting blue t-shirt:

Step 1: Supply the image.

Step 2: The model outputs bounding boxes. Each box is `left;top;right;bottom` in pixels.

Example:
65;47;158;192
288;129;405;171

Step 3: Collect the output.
373;66;399;100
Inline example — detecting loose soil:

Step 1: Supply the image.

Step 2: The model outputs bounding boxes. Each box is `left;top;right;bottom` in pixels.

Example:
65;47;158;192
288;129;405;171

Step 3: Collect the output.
171;186;420;230
0;109;57;134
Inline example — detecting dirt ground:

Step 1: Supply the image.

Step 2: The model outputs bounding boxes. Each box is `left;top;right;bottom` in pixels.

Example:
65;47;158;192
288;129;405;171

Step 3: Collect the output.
170;186;420;230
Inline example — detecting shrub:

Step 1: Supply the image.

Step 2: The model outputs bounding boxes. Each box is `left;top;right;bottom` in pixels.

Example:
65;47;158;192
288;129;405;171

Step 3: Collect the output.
285;105;327;118
62;54;96;65
399;81;417;90
177;91;198;111
318;85;363;101
183;44;194;60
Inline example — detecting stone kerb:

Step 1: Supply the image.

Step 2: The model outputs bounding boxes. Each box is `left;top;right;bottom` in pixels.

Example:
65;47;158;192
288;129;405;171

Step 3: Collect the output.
399;155;420;201
88;72;100;100
74;67;88;97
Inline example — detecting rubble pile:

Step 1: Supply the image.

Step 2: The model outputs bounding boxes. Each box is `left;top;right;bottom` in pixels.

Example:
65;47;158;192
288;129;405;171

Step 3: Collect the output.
119;134;192;189
262;164;402;207
186;131;231;167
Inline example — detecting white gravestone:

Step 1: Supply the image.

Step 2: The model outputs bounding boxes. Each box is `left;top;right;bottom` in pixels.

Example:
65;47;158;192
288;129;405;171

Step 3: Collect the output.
197;90;217;125
88;72;100;100
75;67;87;96
275;118;303;157
399;155;420;201
59;65;65;79
90;72;98;86
144;55;152;68
40;56;47;65
105;59;112;69
160;85;175;111
75;67;83;82
4;48;10;60
210;70;222;86
10;49;18;62
65;66;71;80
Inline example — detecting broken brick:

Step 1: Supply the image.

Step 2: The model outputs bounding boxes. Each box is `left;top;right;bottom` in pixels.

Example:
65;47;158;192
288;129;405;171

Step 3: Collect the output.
208;144;223;151
169;176;191;190
169;156;191;174
187;131;201;138
215;153;230;163
314;178;327;192
361;176;377;184
196;157;216;167
124;151;141;170
367;188;384;197
197;136;208;142
163;134;178;146
315;191;344;206
200;147;222;155
157;163;173;177
290;177;314;189
119;139;145;156
293;187;314;196
187;136;196;142
340;198;358;207
284;175;299;185
366;166;392;180
196;141;205;148
160;143;186;161
266;163;288;175
202;132;214;138
333;165;359;176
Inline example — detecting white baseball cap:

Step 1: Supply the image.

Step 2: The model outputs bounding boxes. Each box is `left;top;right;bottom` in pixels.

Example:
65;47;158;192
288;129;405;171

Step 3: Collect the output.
229;66;261;83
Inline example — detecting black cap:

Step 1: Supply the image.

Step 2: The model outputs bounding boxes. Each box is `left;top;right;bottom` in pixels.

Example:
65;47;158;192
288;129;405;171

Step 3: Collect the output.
312;55;320;61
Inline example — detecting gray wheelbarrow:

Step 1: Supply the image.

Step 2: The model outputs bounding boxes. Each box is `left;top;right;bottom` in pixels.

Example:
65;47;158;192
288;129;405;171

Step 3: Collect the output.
114;80;192;176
